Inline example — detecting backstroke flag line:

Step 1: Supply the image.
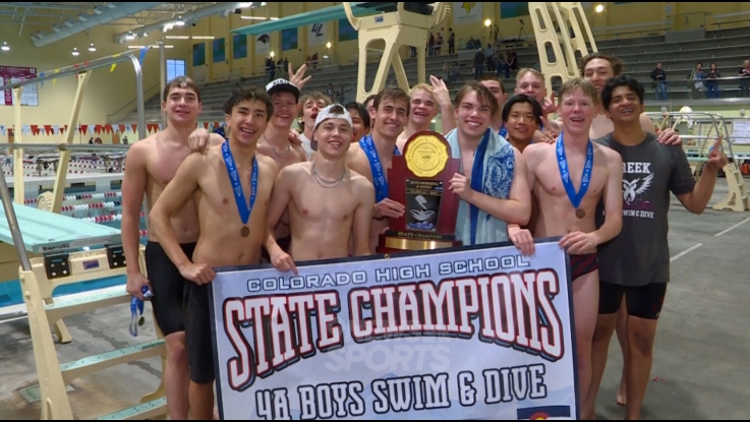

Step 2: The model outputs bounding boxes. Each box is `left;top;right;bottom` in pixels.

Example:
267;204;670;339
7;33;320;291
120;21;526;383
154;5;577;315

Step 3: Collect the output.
210;241;578;420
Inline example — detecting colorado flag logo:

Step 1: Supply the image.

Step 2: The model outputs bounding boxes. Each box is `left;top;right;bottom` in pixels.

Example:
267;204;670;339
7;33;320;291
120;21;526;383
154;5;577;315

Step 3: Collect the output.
517;405;572;420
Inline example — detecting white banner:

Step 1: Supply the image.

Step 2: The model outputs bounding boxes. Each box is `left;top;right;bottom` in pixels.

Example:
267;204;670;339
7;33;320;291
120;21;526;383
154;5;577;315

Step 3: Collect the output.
731;119;750;144
255;33;271;56
453;2;483;25
307;22;328;47
210;241;578;420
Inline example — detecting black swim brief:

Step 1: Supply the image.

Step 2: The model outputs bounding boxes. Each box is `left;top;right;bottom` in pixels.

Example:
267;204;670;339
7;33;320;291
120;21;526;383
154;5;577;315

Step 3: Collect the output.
145;241;196;336
570;253;599;280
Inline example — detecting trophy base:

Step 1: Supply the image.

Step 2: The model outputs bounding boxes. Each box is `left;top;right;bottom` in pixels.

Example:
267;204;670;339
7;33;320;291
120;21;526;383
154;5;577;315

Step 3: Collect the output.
377;233;463;254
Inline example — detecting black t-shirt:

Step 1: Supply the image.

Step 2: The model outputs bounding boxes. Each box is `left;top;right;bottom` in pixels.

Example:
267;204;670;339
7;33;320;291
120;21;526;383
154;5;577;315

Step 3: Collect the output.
595;132;696;286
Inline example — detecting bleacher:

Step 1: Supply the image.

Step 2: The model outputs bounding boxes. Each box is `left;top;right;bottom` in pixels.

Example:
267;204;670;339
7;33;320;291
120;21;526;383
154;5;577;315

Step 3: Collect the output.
112;26;750;124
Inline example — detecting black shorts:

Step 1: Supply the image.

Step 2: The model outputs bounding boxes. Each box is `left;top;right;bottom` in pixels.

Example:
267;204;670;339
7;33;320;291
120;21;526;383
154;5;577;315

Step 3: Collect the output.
599;281;667;320
184;281;215;385
145;241;196;336
570;253;598;280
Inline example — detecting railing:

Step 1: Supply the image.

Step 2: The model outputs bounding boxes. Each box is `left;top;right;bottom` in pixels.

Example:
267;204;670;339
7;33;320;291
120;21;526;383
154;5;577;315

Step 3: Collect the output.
709;11;750;30
106;81;161;124
590;21;669;41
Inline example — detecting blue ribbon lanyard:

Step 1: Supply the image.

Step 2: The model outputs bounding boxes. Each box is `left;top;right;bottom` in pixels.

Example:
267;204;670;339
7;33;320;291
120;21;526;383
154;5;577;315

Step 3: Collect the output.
360;136;399;203
468;129;492;246
222;142;259;225
130;286;153;337
556;132;594;211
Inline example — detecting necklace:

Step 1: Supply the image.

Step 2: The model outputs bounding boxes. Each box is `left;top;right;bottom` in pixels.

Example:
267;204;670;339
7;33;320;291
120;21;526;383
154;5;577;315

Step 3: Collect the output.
312;162;347;188
263;134;291;158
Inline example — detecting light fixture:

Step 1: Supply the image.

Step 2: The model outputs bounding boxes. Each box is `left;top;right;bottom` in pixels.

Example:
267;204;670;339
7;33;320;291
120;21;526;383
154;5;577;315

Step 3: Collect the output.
240;16;279;21
143;32;148;37
72;47;80;56
1;42;9;52
260;2;267;6
88;42;96;52
326;41;332;49
165;35;190;39
239;2;252;7
192;35;216;40
595;4;604;13
484;18;492;27
128;45;175;49
175;16;185;26
270;50;275;58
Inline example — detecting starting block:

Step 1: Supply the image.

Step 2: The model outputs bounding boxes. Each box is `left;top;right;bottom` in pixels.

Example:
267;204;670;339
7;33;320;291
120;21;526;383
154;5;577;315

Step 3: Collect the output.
0;201;167;420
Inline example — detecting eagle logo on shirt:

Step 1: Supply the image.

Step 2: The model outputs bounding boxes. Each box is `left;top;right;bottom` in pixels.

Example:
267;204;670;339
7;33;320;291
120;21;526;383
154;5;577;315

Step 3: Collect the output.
623;173;654;204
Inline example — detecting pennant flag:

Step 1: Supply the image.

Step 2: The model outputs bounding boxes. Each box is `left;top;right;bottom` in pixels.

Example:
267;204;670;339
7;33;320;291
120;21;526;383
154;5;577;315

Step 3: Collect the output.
22;125;31;136
79;124;88;135
94;124;103;134
118;124;126;133
83;61;90;67
139;48;148;65
53;125;60;134
0;125;6;136
110;63;117;73
131;123;138;133
63;124;69;134
105;124;113;134
30;125;40;136
73;63;80;70
44;125;53;136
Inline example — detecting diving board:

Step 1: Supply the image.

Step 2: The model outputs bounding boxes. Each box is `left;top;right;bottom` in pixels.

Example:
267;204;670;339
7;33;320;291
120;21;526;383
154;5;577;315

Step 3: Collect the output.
0;201;121;254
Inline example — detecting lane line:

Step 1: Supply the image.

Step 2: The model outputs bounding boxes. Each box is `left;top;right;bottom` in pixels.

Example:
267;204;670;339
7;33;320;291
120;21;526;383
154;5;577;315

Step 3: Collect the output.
671;243;703;262
714;216;750;238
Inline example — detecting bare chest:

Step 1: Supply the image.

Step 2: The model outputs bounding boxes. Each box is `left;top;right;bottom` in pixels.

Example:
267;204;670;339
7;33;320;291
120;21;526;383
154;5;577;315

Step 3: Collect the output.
536;153;606;199
292;183;357;223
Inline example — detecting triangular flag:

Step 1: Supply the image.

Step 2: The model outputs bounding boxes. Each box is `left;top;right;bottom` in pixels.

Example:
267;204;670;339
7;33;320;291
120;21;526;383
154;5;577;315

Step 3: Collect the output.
44;125;53;135
94;124;103;134
53;125;60;134
105;124;113;134
0;125;5;136
80;124;88;135
119;124;126;134
131;124;138;133
22;125;31;136
30;125;40;136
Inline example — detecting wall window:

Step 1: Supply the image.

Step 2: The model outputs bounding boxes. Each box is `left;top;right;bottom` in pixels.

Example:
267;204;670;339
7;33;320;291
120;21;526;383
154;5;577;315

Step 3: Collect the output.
167;59;186;82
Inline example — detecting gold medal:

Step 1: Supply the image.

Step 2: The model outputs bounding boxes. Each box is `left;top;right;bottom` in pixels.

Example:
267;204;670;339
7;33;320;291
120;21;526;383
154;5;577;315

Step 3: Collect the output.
240;226;250;237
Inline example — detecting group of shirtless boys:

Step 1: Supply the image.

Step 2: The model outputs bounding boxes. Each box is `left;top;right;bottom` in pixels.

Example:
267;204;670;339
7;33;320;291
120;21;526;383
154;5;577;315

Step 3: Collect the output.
122;55;727;420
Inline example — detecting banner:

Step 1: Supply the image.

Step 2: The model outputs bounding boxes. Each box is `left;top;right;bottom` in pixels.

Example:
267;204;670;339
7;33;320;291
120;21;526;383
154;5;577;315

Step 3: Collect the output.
210;241;578;420
308;22;328;47
256;33;271;56
453;2;483;25
0;66;39;107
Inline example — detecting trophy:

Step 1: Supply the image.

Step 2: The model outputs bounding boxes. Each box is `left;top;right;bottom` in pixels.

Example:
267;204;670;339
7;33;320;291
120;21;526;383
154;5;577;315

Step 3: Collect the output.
377;131;463;253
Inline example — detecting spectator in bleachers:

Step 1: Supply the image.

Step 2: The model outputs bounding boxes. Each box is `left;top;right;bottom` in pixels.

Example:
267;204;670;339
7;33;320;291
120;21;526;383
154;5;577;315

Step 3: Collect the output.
474;48;486;79
266;57;276;82
498;50;515;79
442;61;451;83
345;102;370;144
706;63;721;99
485;43;496;72
739;59;750;97
650;63;667;101
282;58;289;74
466;36;478;50
428;33;435;56
436;33;443;55
448;28;456;55
450;61;460;83
364;94;377;134
326;83;335;100
686;62;705;100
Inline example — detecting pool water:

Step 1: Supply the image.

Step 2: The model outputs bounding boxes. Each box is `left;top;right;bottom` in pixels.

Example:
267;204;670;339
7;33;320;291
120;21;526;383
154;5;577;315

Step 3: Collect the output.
0;185;145;309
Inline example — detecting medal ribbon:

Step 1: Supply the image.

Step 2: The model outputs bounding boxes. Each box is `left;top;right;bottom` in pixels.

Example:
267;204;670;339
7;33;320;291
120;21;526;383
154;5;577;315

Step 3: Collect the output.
360;135;401;203
130;286;153;337
222;142;258;225
499;125;508;139
469;129;492;246
556;132;594;211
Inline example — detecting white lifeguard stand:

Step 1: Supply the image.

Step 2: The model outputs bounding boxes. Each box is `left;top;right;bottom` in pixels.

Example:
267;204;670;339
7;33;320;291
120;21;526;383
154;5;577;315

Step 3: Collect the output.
529;2;598;93
343;2;451;102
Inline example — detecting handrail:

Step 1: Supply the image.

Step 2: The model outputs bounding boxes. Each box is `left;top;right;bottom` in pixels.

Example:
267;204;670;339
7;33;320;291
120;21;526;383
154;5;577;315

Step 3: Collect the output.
0;52;147;140
107;81;161;123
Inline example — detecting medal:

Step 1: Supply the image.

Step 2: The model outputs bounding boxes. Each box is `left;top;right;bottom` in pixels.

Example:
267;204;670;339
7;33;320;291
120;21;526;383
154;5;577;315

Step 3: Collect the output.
222;142;259;238
556;132;594;219
359;135;401;203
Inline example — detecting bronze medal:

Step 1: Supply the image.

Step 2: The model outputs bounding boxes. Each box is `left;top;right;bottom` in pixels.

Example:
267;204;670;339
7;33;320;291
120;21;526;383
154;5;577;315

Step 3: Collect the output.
575;209;586;219
240;226;250;237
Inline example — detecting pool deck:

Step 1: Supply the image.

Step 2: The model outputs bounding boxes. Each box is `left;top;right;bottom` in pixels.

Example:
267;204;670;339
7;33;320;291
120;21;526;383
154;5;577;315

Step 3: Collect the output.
0;184;748;419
